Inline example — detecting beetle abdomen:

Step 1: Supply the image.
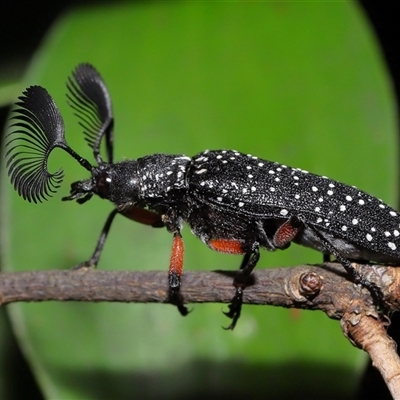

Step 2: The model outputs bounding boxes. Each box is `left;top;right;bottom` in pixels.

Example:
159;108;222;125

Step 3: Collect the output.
188;149;400;262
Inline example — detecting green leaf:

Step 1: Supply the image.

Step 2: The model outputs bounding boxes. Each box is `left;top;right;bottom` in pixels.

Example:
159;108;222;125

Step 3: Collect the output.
1;2;396;399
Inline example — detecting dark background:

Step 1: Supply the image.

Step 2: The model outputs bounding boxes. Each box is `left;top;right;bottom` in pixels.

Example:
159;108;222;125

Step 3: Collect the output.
0;1;399;399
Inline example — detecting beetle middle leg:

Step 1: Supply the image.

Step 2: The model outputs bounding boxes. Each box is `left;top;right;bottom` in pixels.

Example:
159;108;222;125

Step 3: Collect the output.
221;217;304;329
222;245;260;330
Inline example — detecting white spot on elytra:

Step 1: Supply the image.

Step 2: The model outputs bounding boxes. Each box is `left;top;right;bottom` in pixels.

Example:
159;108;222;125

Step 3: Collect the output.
258;162;264;167
315;207;320;212
317;217;323;223
371;227;376;232
294;194;300;199
329;183;335;188
251;186;256;192
270;187;275;192
346;196;352;201
327;190;333;196
340;205;346;211
342;226;348;231
280;209;288;216
312;186;318;192
217;197;222;202
366;234;373;241
238;202;244;207
384;231;391;237
390;211;397;217
269;170;275;174
394;230;400;237
352;219;358;225
379;204;385;209
358;199;365;205
388;242;397;250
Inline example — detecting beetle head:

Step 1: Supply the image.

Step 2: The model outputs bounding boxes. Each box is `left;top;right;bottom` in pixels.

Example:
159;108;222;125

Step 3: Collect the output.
62;161;140;208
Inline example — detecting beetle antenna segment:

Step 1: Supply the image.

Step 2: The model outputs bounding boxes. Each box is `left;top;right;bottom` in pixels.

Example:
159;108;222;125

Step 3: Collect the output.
5;85;92;203
66;63;114;165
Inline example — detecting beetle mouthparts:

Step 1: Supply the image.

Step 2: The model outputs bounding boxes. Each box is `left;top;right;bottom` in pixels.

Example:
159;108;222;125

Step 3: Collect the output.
61;179;94;204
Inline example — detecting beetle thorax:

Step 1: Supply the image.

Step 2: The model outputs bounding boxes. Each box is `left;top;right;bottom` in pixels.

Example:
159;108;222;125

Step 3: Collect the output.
137;154;191;203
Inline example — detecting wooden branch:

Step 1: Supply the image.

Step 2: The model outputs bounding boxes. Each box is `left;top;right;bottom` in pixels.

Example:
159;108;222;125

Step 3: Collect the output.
342;311;400;399
1;261;400;398
0;262;398;312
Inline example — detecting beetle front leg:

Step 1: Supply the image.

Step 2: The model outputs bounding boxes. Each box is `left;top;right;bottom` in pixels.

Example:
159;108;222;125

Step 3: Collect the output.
168;231;189;316
73;208;119;269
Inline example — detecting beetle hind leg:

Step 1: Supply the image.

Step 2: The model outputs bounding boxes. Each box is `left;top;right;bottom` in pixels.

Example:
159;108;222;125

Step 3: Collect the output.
303;221;384;305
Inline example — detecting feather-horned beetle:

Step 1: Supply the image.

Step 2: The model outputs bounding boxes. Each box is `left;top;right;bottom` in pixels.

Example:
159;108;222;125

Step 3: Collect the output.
5;63;398;329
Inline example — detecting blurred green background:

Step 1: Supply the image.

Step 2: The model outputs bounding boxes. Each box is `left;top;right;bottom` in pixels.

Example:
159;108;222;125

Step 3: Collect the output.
0;2;398;399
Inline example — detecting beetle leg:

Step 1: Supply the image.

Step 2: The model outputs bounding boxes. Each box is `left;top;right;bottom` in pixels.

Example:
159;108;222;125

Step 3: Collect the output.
208;239;245;254
302;220;383;304
74;207;163;270
73;208;119;269
121;206;164;227
169;231;189;316
223;243;260;330
273;217;302;249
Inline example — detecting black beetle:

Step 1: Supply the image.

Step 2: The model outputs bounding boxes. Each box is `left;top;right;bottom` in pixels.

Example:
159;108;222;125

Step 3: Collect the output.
5;63;397;328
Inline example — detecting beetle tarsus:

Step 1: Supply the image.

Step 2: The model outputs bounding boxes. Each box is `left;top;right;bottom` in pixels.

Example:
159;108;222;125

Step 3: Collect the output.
223;287;243;330
359;276;384;307
71;261;96;270
169;288;189;316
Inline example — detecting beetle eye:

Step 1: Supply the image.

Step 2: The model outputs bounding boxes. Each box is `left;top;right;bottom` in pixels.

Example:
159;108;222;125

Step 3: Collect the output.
96;171;111;198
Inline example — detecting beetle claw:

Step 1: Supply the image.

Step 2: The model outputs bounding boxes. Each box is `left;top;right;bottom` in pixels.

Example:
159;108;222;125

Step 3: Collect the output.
222;287;243;330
